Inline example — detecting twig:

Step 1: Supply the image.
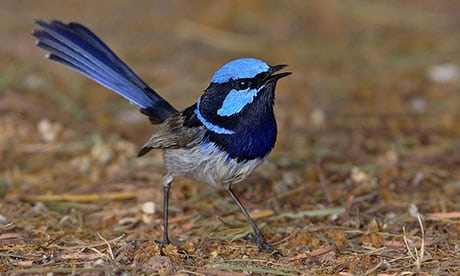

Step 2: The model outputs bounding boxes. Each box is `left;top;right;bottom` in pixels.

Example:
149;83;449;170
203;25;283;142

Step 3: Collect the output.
417;214;425;270
168;214;196;224
217;216;237;228
67;233;125;249
403;226;416;262
0;253;30;259
24;191;136;203
1;222;15;232
88;247;103;256
270;208;345;220
428;211;460;219
177;270;206;276
316;159;333;203
383;237;440;248
310;245;337;257
0;232;23;240
97;233;114;262
288;245;336;261
402;214;426;270
350;192;378;205
364;260;383;275
271;232;296;246
57;252;101;261
9;267;113;274
198;268;245;276
203;264;295;276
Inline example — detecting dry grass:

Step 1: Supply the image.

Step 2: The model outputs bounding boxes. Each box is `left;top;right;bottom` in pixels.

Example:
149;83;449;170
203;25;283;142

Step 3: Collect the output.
1;0;460;274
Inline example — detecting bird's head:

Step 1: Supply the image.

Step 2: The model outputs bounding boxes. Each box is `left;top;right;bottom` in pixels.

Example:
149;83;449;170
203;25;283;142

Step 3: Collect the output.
195;58;291;135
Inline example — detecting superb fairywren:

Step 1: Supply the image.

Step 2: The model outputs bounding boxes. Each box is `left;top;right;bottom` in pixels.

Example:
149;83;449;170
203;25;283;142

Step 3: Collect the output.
33;20;291;257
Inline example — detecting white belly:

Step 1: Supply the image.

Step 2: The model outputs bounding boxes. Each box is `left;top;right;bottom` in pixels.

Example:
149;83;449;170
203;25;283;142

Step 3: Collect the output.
163;142;264;188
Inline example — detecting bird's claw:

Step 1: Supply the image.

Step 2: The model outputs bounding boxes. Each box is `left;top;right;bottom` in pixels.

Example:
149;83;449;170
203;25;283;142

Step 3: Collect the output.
154;239;171;249
154;240;189;256
245;232;283;259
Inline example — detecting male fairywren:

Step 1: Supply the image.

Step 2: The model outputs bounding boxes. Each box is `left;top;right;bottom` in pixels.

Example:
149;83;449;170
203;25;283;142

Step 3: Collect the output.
33;20;291;257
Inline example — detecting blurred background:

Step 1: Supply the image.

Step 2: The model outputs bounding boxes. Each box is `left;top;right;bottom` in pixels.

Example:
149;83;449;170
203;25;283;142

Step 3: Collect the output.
1;0;460;274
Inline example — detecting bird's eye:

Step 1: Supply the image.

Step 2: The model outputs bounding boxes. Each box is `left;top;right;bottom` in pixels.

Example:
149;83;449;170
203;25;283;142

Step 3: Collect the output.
237;80;250;90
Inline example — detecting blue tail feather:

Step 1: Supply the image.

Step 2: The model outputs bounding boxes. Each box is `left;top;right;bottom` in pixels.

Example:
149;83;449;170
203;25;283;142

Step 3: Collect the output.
35;31;122;94
66;22;148;90
33;20;177;123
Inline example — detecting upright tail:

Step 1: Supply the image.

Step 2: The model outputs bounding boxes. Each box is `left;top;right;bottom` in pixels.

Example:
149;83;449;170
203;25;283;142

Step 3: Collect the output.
32;20;178;124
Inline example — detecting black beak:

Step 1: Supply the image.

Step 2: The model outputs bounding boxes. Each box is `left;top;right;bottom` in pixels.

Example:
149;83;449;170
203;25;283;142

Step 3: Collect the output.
264;64;292;84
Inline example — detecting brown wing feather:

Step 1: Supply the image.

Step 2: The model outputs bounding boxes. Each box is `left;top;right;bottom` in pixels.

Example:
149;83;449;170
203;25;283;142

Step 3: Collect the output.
137;113;205;157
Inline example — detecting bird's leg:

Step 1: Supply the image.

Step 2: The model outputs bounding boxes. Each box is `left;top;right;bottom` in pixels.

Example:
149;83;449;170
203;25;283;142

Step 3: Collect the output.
159;175;173;247
226;185;282;258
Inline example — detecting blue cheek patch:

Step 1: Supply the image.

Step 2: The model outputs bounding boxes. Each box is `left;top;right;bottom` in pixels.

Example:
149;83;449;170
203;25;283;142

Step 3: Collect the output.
195;98;235;135
217;88;258;116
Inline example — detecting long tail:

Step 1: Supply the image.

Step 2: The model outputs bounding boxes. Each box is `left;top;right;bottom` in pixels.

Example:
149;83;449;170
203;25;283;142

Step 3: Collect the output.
32;20;177;124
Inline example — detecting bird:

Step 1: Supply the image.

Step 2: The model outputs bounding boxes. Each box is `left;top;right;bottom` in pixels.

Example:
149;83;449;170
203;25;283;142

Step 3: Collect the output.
32;20;291;257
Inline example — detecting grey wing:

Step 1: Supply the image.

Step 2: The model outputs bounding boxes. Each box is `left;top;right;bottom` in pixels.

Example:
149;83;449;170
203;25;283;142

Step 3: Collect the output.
137;114;205;157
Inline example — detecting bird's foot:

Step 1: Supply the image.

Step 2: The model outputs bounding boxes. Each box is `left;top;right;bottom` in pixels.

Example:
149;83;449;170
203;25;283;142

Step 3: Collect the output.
154;239;189;256
154;239;171;249
246;232;282;259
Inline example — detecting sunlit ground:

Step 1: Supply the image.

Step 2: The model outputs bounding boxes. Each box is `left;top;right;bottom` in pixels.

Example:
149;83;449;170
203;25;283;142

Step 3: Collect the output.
1;0;460;274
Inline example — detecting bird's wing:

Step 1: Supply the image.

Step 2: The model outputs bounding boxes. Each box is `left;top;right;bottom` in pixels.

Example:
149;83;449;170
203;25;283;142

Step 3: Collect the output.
138;112;205;156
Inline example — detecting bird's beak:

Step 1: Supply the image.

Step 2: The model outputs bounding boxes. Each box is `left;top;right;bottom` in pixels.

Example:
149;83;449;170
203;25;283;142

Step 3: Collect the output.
264;64;292;84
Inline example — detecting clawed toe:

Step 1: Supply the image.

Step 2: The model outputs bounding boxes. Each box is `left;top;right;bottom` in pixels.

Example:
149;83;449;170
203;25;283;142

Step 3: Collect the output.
154;239;171;249
259;242;283;259
245;232;283;258
154;240;190;256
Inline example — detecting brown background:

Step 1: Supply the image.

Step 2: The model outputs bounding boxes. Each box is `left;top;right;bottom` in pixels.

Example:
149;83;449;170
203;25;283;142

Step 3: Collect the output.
1;0;460;274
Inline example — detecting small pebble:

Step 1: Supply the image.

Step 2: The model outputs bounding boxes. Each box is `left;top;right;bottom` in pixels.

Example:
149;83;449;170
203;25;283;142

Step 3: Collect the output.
32;202;48;213
329;213;339;222
310;108;325;128
351;166;369;184
142;214;152;224
427;63;459;83
410;96;427;113
408;204;419;218
118;217;138;226
24;74;44;90
142;201;156;215
90;141;113;164
37;119;62;143
412;171;424;186
94;259;105;266
0;214;7;224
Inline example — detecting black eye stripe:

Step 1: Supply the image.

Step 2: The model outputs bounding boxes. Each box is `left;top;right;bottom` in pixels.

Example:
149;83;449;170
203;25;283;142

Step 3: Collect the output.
233;79;261;90
237;80;250;90
233;71;270;90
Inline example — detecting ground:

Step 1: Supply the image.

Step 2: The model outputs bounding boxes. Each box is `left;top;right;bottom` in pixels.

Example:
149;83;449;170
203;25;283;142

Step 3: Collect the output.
1;1;460;275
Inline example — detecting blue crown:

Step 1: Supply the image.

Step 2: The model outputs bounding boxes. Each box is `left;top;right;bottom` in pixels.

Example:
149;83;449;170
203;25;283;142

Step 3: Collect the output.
211;58;270;83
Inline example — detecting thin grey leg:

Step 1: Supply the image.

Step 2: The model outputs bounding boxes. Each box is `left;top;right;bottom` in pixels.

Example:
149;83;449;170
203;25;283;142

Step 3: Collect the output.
226;185;282;257
161;175;173;246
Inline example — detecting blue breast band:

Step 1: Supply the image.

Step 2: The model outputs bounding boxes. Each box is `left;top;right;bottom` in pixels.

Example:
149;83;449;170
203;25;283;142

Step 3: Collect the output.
195;98;235;135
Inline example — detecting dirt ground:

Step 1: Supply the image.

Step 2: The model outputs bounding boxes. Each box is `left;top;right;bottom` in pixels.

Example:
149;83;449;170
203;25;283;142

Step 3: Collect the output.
1;0;460;275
